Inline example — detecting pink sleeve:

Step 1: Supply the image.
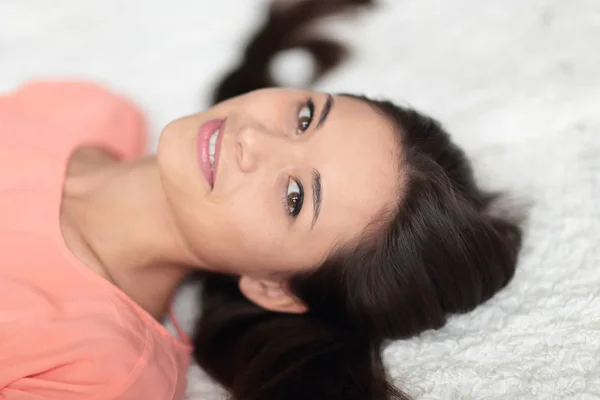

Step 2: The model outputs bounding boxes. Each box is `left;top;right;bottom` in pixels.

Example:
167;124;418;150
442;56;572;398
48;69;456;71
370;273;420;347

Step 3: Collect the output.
5;80;148;160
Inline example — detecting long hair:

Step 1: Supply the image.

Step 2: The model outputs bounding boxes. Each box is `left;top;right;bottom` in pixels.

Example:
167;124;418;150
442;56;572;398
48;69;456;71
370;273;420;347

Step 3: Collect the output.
211;0;375;104
193;2;522;399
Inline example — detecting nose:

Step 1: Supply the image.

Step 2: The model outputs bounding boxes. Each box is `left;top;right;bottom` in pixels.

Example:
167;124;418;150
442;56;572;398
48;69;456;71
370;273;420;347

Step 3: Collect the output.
236;121;288;173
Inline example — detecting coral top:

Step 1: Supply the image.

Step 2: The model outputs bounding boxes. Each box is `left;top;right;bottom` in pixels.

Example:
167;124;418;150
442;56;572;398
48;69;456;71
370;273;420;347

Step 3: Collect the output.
0;82;191;400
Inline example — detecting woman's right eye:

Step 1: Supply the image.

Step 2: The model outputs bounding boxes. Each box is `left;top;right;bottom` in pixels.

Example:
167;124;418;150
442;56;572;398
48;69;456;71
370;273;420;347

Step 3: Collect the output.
285;178;304;218
296;98;314;135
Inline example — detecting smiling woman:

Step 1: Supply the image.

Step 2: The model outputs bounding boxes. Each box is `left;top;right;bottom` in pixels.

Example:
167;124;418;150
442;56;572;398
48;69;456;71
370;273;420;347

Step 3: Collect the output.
0;1;521;400
188;2;523;400
157;89;399;286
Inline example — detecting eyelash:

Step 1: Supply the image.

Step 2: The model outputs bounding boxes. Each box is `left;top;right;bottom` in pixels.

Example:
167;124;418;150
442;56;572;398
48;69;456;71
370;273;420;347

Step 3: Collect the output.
282;98;313;218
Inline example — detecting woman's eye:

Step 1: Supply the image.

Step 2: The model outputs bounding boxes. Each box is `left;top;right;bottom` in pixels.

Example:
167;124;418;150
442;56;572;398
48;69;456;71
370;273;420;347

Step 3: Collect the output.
296;99;314;135
286;178;304;217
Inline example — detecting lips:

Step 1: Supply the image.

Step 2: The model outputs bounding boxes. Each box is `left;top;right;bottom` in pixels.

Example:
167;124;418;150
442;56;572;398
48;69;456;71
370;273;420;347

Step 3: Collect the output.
196;118;225;189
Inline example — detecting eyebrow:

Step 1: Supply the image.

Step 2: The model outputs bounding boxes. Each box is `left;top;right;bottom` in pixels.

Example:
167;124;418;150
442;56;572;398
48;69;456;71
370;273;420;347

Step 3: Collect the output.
316;94;334;129
311;169;322;229
309;94;332;228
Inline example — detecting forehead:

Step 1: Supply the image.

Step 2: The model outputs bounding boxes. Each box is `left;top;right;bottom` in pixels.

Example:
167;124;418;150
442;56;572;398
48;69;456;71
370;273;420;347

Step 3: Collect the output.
308;95;401;243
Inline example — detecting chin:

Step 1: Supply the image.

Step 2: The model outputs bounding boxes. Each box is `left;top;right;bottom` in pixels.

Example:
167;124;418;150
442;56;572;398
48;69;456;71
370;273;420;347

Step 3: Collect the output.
157;119;218;242
157;120;200;199
156;122;182;189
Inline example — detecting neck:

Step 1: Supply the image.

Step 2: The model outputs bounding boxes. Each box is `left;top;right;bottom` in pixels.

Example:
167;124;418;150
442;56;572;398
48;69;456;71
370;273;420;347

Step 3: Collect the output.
61;152;198;319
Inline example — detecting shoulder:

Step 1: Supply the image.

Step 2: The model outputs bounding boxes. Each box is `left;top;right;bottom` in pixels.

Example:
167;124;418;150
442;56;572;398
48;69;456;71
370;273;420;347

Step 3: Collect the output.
0;279;152;363
0;275;186;399
3;81;133;117
0;80;147;159
0;287;154;398
9;80;134;108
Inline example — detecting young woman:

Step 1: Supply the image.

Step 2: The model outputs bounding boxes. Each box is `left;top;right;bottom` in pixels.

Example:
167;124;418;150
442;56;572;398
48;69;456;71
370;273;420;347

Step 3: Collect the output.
0;1;522;399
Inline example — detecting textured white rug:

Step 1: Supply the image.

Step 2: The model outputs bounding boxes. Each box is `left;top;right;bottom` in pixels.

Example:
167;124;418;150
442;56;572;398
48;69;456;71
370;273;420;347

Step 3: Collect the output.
2;0;599;398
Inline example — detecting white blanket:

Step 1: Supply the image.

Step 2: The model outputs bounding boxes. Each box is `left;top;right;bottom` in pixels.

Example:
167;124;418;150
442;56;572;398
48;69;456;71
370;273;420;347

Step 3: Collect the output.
2;0;599;398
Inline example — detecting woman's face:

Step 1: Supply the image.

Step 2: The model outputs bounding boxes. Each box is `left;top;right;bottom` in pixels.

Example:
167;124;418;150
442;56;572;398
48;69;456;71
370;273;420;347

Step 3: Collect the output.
157;89;399;279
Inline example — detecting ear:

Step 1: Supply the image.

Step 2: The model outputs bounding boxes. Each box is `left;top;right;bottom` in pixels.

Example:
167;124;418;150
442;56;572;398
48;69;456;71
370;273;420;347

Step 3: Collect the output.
238;276;308;314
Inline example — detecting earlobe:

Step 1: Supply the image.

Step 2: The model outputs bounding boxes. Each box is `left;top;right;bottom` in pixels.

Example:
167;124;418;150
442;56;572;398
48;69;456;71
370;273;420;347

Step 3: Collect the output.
239;276;308;314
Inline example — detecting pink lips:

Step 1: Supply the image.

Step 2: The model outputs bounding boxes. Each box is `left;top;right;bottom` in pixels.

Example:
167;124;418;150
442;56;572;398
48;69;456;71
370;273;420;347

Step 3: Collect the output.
196;118;225;189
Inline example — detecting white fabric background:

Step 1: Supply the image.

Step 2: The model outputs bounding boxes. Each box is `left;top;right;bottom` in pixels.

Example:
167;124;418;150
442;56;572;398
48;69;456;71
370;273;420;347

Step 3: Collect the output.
2;1;599;398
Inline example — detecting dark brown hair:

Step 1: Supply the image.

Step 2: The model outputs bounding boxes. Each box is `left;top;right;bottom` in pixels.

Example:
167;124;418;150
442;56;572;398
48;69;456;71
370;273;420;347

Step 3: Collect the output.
192;1;522;399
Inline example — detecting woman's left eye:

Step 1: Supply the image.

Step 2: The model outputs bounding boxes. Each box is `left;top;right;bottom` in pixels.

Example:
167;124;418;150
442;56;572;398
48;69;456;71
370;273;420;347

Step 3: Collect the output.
296;99;314;135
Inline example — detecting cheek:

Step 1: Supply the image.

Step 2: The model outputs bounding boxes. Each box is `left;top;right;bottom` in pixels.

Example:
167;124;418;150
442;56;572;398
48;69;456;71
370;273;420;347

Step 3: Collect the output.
186;192;285;271
215;203;328;275
223;211;326;274
225;201;287;256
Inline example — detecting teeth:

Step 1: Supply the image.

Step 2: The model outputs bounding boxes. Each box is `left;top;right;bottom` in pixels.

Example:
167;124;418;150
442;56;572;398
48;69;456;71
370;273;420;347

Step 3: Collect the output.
209;129;219;156
208;129;220;171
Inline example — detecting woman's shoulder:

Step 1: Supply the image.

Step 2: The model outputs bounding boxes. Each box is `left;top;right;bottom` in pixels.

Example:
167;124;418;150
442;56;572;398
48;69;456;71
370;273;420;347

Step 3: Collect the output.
0;277;187;399
0;271;152;348
0;241;186;398
3;80;137;120
0;277;155;398
0;80;147;160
